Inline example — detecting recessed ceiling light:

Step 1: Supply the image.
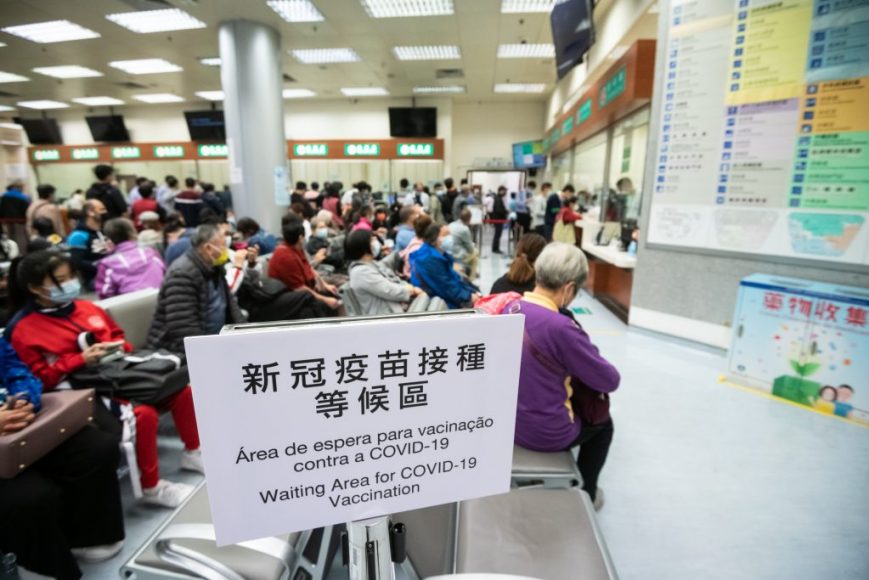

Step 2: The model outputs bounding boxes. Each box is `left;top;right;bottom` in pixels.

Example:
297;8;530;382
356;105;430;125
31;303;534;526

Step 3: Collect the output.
0;105;16;112
72;96;125;106
494;83;546;93
109;59;183;75
500;0;556;13
497;44;555;58
413;85;465;94
360;0;454;18
341;87;389;97
0;43;6;48
283;88;317;98
105;9;206;34
1;20;100;44
267;0;325;22
291;48;360;64
17;100;69;110
0;71;29;83
196;90;224;101
33;65;103;79
132;93;185;104
393;45;460;61
199;57;221;67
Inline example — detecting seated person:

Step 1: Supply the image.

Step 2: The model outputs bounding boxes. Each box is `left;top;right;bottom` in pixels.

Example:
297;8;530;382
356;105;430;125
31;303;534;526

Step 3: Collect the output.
130;182;165;230
95;218;166;299
137;210;163;252
0;339;125;577
409;223;480;309
30;216;65;248
163;215;195;265
394;205;420;251
447;208;479;279
236;216;278;255
148;224;246;354
66;199;110;290
399;214;432;279
268;217;342;314
512;242;620;510
372;207;389;231
490;233;546;294
350;205;374;232
346;230;423;315
6;251;202;508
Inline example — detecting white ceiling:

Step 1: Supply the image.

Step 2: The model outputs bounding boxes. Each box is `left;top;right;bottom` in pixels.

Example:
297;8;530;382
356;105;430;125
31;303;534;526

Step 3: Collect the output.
0;0;567;111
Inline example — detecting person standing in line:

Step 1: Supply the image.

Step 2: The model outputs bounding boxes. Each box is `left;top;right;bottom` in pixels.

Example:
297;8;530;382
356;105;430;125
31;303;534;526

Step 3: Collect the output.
26;184;65;238
529;180;547;236
489;186;509;255
85;165;127;220
157;176;181;214
514;181;532;235
127;176;148;205
543;182;563;241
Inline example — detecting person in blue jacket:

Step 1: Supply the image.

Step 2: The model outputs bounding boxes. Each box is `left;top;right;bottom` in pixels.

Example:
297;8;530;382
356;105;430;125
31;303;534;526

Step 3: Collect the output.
410;222;480;309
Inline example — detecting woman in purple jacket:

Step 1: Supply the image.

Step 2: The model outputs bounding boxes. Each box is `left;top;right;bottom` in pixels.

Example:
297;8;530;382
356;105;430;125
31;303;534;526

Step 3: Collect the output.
512;242;620;509
95;218;166;299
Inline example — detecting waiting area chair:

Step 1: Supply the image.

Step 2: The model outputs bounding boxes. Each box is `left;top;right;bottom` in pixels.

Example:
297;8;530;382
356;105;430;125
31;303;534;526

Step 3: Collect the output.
96;287;159;349
511;445;582;488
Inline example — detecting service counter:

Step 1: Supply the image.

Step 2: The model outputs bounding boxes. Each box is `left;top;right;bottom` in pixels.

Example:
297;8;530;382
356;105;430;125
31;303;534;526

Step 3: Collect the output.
578;219;636;322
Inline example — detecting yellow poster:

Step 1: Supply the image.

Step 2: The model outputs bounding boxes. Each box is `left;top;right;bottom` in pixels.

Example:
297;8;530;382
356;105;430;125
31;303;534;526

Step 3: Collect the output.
800;77;869;134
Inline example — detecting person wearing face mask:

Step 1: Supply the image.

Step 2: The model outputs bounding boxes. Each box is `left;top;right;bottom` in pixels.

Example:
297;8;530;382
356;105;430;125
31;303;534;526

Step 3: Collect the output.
447;208;479;279
5;251;203;510
147;224;246;355
409;222;480;309
511;243;619;511
346;230;423;315
66;199;110;290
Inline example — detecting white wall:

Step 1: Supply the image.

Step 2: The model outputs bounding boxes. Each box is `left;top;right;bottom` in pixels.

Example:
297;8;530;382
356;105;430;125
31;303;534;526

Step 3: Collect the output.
35;97;545;184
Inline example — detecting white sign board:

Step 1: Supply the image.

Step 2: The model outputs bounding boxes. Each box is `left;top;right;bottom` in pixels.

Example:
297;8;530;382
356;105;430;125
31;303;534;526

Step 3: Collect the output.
185;313;524;546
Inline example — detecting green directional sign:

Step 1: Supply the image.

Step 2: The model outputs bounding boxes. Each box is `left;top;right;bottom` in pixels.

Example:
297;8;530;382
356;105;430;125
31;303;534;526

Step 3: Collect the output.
599;67;626;108
71;147;99;161
562;116;574;136
294;143;328;156
112;146;141;159
397;142;433;157
344;143;381;157
577;98;593;124
33;149;60;161
153;144;185;158
198;143;228;157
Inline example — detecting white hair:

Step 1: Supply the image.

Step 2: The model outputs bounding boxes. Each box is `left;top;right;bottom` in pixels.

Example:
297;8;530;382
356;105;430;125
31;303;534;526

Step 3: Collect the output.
534;243;589;290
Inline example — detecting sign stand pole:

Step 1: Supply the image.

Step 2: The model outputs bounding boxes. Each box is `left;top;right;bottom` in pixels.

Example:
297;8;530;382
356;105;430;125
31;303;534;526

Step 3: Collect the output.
343;516;407;580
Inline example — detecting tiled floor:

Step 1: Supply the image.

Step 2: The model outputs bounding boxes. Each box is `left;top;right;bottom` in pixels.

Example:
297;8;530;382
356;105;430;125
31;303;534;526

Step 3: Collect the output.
81;241;869;579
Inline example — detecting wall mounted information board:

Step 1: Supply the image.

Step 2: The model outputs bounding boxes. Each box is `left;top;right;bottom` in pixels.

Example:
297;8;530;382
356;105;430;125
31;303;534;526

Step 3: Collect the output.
647;0;869;266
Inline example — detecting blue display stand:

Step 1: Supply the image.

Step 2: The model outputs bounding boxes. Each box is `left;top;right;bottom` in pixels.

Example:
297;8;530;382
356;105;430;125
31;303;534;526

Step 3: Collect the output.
728;274;869;425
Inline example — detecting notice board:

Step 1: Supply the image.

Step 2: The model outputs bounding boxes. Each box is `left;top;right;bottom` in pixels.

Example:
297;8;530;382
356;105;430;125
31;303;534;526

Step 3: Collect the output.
646;0;869;266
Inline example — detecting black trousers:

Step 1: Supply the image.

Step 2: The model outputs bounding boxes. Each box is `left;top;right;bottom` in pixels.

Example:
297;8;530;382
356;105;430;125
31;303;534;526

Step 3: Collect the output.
567;418;614;502
533;225;545;237
492;222;505;253
247;289;331;322
0;425;125;580
515;212;531;235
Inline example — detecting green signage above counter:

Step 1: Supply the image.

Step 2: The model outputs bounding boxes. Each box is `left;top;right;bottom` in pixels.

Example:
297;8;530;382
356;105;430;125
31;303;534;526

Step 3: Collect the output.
577;98;593;124
599;67;627;108
294;143;328;156
344;143;381;157
562;116;574;136
397;142;433;157
153;145;185;158
32;149;60;161
198;143;228;157
112;146;141;159
71;147;99;160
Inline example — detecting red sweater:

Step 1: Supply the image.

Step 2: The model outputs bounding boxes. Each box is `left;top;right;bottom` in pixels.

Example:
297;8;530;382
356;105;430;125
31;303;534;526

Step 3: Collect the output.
10;300;132;389
268;243;315;290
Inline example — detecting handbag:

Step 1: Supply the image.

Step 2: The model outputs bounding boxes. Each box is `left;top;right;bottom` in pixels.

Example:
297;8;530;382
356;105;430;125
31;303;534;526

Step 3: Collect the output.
0;389;95;479
241;276;287;303
68;350;188;405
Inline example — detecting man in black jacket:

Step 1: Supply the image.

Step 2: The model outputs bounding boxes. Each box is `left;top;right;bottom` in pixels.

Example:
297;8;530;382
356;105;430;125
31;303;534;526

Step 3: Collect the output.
490;186;509;254
86;164;128;219
147;223;245;354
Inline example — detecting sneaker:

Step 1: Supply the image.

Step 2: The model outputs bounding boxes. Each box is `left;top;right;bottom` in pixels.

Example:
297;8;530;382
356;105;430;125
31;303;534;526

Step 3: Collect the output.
142;480;194;508
180;449;204;473
71;540;124;563
592;488;605;512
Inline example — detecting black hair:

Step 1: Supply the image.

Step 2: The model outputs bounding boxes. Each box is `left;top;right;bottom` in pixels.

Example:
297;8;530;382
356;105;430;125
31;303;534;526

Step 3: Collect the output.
8;251;76;312
139;183;154;198
311;181;319;190
31;216;55;238
282;216;306;245
528;180;537;189
202;182;215;193
296;181;307;190
345;229;373;261
94;164;114;181
185;177;197;188
423;222;443;246
444;178;454;189
541;182;552;189
236;217;260;237
460;178;468;186
135;176;148;185
563;184;575;193
104;218;137;245
167;176;179;188
36;184;56;200
400;178;409;189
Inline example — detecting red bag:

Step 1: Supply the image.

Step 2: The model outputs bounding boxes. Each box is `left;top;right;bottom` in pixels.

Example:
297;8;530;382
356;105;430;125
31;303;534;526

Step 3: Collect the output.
473;291;522;315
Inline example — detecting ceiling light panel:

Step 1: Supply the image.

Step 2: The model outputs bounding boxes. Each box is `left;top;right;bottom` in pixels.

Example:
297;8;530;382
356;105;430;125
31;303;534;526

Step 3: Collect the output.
283;88;317;98
17;100;69;109
291;48;360;64
109;59;183;75
0;43;6;48
267;0;325;22
200;57;221;67
497;43;555;58
132;93;185;104
413;85;465;94
501;0;556;13
393;45;460;61
1;20;100;44
360;0;454;18
341;87;389;96
72;96;125;106
494;83;546;93
0;71;29;83
33;65;102;79
105;9;206;33
196;90;225;101
0;105;16;112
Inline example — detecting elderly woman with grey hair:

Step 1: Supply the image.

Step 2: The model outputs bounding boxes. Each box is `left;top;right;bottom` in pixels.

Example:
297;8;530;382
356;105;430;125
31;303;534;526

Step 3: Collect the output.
511;242;620;510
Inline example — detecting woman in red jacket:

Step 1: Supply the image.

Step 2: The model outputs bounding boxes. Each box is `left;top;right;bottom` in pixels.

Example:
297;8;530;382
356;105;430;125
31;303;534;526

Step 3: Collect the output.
6;251;202;508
